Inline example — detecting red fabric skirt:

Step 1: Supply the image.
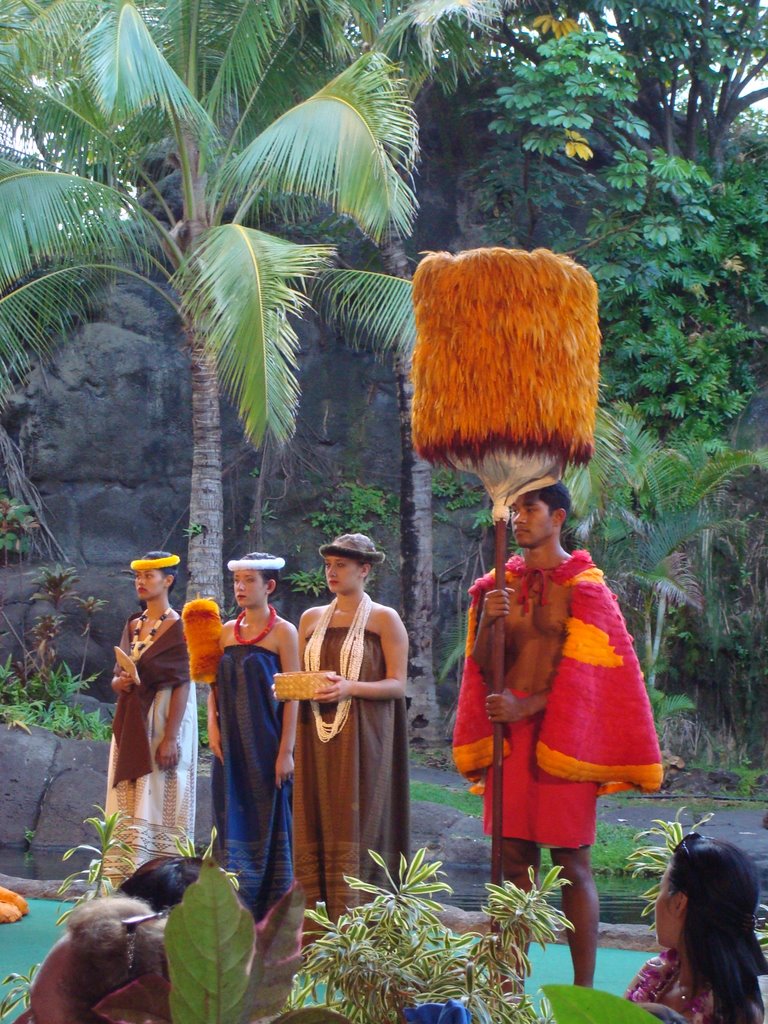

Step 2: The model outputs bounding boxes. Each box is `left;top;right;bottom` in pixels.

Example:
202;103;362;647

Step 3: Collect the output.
483;694;598;849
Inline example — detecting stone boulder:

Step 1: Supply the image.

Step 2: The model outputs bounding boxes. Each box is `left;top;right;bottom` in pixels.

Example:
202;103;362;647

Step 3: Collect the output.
662;767;742;796
411;799;488;867
0;727;213;855
0;725;61;849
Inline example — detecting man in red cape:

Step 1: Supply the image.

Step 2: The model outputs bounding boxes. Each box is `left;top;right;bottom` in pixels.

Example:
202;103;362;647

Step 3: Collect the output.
454;482;661;986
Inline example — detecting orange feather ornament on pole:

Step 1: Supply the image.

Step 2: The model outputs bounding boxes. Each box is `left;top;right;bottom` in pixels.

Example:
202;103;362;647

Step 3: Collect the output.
410;246;601;885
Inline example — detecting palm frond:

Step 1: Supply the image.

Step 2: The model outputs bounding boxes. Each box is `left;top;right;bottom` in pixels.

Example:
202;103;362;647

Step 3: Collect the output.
314;268;415;354
13;0;105;72
0;262;115;396
175;224;333;442
378;0;503;55
686;448;768;505
648;689;697;720
0;162;151;288
83;0;214;138
23;82;121;178
635;508;723;574
568;405;646;523
631;556;703;610
295;0;358;63
202;0;294;124
609;404;663;490
436;612;468;683
212;26;342;154
221;52;418;242
375;0;504;90
0;54;38;130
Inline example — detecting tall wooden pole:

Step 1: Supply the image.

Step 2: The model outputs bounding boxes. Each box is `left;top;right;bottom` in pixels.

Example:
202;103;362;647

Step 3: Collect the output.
491;514;508;886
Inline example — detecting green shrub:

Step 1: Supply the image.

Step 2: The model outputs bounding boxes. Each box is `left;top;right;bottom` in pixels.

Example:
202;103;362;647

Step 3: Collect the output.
293;848;568;1024
0;657;108;740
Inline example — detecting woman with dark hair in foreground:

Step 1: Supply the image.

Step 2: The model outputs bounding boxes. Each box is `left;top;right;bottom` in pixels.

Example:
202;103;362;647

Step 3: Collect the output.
18;857;203;1023
17;896;166;1024
626;834;768;1023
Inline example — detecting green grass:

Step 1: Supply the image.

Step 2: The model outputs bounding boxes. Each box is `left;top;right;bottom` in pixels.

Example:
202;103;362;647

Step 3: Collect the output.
410;780;483;818
604;792;765;813
540;821;637;876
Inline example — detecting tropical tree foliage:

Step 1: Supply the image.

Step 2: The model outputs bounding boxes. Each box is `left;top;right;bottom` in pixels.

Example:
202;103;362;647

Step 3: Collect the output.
307;0;519;743
0;0;419;600
580;0;768;171
566;405;768;688
467;13;768;443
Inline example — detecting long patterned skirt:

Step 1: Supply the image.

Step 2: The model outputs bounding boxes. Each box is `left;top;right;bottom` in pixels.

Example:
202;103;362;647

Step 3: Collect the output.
105;686;198;882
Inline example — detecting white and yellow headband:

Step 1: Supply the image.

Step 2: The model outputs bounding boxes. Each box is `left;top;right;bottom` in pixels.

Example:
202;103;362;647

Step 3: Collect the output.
130;554;181;571
228;557;285;572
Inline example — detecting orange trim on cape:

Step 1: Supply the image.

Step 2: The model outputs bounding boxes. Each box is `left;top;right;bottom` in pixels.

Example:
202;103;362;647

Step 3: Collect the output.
452;551;662;795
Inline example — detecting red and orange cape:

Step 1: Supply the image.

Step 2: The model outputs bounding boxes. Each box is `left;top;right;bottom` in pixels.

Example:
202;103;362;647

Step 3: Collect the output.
453;550;662;796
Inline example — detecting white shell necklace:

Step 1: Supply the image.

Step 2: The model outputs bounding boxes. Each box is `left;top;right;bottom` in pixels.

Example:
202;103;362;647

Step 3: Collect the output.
305;593;372;742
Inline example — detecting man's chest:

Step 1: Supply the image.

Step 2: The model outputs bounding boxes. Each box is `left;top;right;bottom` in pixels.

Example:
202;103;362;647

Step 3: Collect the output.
504;580;571;641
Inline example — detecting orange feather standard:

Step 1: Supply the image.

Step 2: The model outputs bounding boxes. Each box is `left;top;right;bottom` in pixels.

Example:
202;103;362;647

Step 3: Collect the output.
181;598;223;684
411;247;600;469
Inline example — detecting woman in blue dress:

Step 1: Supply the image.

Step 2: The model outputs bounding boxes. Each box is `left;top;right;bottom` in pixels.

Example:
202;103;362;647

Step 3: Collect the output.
208;552;299;919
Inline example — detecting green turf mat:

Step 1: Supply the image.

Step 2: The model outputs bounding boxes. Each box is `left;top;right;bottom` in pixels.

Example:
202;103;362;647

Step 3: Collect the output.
528;943;649;997
0;899;63;1022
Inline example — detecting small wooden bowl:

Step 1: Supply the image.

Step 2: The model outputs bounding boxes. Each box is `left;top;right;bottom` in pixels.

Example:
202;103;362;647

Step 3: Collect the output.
273;671;329;701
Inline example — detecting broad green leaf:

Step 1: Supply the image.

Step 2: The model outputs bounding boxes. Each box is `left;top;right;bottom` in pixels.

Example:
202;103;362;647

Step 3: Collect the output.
543;985;661;1023
175;224;332;443
165;859;255;1024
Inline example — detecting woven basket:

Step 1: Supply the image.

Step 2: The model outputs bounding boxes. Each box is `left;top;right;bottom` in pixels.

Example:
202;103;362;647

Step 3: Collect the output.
274;671;329;701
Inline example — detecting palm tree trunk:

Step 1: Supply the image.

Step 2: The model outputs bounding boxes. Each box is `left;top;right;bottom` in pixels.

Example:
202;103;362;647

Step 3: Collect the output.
643;595;654;685
186;334;224;604
648;594;667;690
395;351;441;745
381;240;441;745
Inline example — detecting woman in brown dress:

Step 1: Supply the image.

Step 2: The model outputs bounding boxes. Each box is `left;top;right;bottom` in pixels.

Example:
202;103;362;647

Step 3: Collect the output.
293;533;409;922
